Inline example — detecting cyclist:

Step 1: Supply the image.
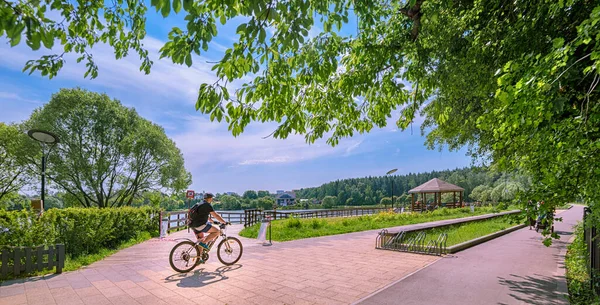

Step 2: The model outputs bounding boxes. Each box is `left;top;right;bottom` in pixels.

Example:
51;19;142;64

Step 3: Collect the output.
189;193;229;251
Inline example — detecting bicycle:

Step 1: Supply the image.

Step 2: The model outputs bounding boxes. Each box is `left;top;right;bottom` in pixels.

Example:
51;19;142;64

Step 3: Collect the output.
169;222;243;273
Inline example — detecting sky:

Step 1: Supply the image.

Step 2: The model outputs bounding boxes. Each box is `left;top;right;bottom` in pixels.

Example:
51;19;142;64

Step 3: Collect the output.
0;8;472;194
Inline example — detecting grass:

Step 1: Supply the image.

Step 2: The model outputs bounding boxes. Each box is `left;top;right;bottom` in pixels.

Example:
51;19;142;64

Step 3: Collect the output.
402;215;519;247
1;231;153;282
565;224;600;305
240;205;518;241
558;203;573;210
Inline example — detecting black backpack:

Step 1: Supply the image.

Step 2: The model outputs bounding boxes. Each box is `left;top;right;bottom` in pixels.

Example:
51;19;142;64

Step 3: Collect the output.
187;202;203;226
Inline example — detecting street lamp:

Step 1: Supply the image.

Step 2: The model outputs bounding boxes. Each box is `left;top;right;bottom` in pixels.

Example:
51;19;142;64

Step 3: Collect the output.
386;168;398;209
27;129;60;211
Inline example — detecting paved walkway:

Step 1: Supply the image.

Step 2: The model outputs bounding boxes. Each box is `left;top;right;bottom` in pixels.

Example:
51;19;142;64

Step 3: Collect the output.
357;205;582;305
0;209;577;305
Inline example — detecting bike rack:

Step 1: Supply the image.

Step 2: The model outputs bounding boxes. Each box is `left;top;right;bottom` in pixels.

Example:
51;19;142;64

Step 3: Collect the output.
376;230;448;256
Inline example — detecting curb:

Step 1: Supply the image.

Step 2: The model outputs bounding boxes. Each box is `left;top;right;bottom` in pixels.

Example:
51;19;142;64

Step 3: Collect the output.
447;223;527;253
379;210;521;237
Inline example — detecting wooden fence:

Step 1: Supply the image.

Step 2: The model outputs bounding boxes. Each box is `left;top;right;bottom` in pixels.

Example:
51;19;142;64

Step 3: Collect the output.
160;207;392;234
160;210;246;234
1;244;65;279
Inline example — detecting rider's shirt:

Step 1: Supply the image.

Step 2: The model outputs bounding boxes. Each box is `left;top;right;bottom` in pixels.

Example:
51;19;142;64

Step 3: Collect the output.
190;200;215;227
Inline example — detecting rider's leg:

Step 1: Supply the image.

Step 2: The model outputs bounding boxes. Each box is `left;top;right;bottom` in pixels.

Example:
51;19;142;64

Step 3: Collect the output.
202;226;220;245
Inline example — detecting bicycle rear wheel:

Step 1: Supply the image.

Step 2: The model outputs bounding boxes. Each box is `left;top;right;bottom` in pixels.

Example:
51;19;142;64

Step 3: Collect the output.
169;241;201;273
217;237;243;265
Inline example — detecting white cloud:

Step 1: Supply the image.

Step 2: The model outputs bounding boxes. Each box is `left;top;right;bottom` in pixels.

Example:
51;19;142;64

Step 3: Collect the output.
172;118;360;170
0;35;222;106
344;140;362;156
0;91;42;104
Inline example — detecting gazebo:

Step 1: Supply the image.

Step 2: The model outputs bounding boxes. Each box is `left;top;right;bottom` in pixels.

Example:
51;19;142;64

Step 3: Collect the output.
408;178;465;212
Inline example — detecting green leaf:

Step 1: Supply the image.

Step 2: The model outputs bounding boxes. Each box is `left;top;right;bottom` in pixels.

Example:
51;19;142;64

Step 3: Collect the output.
161;0;171;17
220;15;226;25
236;24;247;34
259;28;266;42
552;38;564;49
183;0;192;11
173;0;181;14
185;54;192;67
10;34;21;47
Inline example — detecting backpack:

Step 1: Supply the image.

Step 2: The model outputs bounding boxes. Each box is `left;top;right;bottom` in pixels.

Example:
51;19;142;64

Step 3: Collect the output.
187;202;203;226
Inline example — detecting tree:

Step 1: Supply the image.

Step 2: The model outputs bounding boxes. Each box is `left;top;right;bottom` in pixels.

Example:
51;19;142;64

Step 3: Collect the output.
380;197;392;207
257;197;274;210
219;195;241;210
242;190;258;200
22;88;191;208
0;123;31;202
257;190;270;198
470;185;493;203
322;196;337;208
6;1;600;227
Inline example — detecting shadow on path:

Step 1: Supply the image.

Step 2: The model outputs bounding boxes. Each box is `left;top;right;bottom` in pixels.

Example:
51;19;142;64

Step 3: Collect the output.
497;273;567;305
164;264;243;288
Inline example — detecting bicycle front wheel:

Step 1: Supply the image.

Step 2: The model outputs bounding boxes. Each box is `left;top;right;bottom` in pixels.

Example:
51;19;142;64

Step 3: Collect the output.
169;241;201;273
217;237;243;265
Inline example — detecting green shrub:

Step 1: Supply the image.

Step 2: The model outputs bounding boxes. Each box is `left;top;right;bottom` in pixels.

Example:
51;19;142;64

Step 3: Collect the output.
0;207;160;258
566;224;600;305
309;219;325;229
285;217;302;229
496;202;507;211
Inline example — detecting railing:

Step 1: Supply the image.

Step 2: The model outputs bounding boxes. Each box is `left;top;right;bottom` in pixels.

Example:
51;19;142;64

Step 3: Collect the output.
160;210;246;234
263;207;390;221
1;244;65;279
583;207;600;295
376;229;447;256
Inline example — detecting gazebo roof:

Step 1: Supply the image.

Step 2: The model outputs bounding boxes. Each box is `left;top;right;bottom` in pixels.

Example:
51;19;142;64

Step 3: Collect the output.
408;178;464;194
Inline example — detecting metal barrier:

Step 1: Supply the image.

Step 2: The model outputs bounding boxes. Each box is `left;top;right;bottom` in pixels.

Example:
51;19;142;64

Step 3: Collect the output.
376;230;447;256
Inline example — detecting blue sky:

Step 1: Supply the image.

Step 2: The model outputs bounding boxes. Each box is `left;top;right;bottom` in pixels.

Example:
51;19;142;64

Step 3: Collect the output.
0;9;471;194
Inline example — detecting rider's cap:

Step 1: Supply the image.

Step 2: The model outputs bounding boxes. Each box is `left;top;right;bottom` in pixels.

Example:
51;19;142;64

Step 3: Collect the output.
203;193;214;199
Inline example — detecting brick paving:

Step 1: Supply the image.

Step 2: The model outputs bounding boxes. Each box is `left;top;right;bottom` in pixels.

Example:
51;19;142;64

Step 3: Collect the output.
0;212;520;305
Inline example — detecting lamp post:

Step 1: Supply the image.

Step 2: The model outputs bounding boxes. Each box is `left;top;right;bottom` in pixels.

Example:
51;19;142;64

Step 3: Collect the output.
27;129;60;211
386;168;398;209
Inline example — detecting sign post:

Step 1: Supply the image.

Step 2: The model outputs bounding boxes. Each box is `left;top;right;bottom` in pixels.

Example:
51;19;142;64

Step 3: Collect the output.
186;190;195;232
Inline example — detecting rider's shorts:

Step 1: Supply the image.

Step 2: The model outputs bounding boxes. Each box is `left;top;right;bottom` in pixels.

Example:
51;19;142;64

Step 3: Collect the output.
191;223;213;234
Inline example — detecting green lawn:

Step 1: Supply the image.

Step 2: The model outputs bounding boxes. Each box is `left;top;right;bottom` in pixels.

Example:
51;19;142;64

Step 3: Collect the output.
239;206;518;241
401;215;519;247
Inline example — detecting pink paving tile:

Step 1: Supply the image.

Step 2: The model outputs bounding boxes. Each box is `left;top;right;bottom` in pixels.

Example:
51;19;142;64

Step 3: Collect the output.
136;280;163;291
26;292;56;305
106;294;141;305
190;295;226;305
47;279;71;289
133;294;168;305
0;293;27;305
98;286;126;298
75;287;102;298
53;294;85;305
246;295;287;305
114;280;139;290
161;295;197;305
92;280;116;289
148;287;178;299
82;294;111;305
0;284;25;297
50;286;77;298
125;287;151;298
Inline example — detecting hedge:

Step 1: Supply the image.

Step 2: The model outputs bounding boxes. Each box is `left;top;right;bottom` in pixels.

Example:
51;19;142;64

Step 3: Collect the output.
565;223;600;305
0;207;160;258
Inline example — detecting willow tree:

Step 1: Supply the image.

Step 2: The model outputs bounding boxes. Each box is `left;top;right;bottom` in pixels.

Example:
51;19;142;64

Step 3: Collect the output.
23;88;191;208
0;123;31;202
3;1;600;222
